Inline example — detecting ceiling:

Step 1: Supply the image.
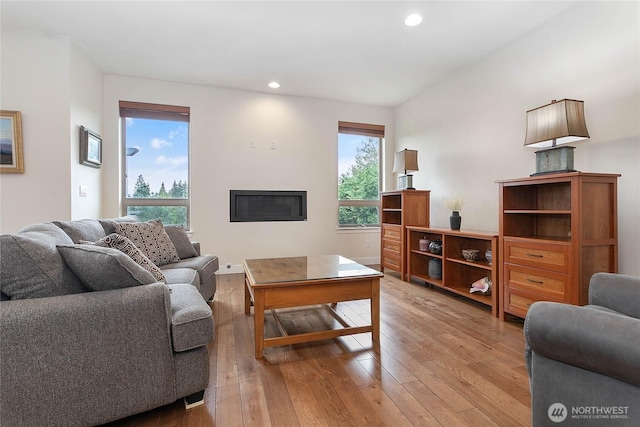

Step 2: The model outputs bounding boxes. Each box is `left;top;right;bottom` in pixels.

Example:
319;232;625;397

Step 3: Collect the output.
1;1;579;107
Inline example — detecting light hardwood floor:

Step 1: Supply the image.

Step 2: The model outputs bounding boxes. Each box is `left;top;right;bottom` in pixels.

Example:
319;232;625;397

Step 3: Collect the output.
108;271;530;427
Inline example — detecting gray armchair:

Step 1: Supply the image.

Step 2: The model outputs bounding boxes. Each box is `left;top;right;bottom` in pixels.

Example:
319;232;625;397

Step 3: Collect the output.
524;272;640;426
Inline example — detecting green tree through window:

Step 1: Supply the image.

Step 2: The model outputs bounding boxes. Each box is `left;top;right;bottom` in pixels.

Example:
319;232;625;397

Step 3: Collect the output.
338;121;383;227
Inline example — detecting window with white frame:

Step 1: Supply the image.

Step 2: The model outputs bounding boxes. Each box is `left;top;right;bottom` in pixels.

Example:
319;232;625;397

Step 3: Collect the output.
120;101;190;228
337;121;383;228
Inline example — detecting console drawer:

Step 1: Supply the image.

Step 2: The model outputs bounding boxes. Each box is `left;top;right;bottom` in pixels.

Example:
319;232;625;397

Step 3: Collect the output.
382;224;402;242
504;264;568;300
382;239;401;255
383;254;401;271
504;239;570;273
503;287;561;319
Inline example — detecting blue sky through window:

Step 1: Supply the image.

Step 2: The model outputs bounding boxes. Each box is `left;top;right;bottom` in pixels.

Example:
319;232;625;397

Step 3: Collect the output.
338;133;365;177
125;118;188;197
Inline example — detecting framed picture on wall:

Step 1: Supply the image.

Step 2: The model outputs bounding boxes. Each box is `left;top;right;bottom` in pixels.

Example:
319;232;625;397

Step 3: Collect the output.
80;126;102;168
0;110;25;174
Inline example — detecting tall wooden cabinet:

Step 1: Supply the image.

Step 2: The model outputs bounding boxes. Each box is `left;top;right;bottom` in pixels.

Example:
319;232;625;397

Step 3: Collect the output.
497;172;620;319
380;190;430;280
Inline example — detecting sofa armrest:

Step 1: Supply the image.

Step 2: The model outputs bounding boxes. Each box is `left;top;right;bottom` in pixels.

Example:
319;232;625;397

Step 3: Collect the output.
589;272;640;319
524;301;640;387
167;284;214;351
0;284;177;426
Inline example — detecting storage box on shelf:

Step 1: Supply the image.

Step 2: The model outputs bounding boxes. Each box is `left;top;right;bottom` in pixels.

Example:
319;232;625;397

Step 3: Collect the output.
498;172;620;319
380;190;430;280
406;227;499;317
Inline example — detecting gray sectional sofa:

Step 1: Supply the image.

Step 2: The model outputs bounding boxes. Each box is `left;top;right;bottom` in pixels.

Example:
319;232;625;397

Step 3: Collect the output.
0;216;219;426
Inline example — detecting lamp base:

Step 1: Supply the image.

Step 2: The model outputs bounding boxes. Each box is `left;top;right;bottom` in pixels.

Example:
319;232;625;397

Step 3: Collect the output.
397;174;415;190
531;145;575;176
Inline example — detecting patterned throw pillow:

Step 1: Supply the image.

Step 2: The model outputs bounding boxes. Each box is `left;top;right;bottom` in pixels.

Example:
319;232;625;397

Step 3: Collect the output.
113;219;180;267
83;233;166;283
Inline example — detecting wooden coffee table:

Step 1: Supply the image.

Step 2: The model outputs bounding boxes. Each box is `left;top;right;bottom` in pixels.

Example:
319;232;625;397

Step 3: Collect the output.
243;255;383;358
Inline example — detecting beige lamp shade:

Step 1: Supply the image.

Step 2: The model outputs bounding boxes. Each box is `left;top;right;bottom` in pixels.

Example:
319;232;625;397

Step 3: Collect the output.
393;149;419;174
524;99;590;148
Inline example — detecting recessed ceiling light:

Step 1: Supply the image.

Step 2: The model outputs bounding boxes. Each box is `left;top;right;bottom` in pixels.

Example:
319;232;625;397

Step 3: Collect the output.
268;81;280;89
404;14;423;27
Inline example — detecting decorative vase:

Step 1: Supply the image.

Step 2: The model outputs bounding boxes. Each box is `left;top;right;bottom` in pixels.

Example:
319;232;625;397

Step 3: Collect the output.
419;238;430;252
485;250;493;265
428;239;442;255
428;259;442;279
450;211;461;230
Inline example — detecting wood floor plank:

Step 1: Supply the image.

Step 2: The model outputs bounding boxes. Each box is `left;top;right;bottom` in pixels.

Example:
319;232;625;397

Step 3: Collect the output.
108;271;531;427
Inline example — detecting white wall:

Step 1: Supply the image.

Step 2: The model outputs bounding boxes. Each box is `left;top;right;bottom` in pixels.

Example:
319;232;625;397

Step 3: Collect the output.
0;29;103;231
70;43;104;220
103;76;393;268
0;30;72;231
394;2;640;275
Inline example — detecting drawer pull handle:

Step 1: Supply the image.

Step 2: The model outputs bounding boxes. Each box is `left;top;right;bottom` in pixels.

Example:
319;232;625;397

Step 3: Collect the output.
527;278;544;284
526;253;544;258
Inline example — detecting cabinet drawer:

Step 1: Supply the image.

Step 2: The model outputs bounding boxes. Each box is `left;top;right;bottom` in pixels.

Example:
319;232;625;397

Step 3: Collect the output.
383;255;401;271
504;239;570;273
382;239;401;255
382;224;402;241
504;264;568;299
503;287;561;318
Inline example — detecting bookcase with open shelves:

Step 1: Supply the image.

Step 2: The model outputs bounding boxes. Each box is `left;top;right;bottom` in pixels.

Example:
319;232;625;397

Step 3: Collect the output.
406;227;499;317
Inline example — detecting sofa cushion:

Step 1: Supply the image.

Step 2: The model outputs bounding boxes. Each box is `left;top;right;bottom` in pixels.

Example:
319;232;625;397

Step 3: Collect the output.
57;245;157;291
162;255;218;289
0;223;86;299
167;284;214;352
162;268;199;288
86;233;166;283
164;225;198;259
113;219;180;267
98;215;139;235
52;219;105;243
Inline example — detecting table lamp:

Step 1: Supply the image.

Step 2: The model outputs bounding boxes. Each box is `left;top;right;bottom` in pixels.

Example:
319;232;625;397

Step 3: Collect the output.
524;99;590;176
393;149;418;190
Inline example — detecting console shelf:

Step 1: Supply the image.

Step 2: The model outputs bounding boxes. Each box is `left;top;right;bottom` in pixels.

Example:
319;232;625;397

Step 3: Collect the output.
406;227;499;317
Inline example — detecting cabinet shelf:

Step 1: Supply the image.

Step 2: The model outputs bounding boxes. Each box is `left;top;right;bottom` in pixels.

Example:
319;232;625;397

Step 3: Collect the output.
406;227;499;317
447;257;493;271
504;210;572;215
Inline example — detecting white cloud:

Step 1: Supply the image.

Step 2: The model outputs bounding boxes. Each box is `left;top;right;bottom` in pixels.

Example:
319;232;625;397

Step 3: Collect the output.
151;138;171;149
156;155;188;166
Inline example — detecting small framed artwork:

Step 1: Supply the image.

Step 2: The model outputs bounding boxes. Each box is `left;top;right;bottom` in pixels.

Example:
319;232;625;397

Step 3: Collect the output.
80;126;102;168
0;110;25;174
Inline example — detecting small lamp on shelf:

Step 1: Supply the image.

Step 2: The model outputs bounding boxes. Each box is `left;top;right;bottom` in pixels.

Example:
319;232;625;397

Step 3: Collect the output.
524;99;590;176
393;149;419;190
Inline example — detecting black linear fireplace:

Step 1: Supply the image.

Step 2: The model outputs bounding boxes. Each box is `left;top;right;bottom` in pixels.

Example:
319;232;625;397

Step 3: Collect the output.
230;190;307;222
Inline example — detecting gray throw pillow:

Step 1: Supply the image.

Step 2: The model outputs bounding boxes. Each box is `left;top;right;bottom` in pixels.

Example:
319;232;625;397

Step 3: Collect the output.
57;245;156;291
0;223;86;299
85;233;166;283
113;219;180;266
98;215;139;235
53;219;105;243
164;225;198;259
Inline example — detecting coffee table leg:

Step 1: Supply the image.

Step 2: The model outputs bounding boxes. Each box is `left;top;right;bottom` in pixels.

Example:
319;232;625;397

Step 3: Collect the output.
371;278;380;344
254;289;265;358
244;278;251;315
